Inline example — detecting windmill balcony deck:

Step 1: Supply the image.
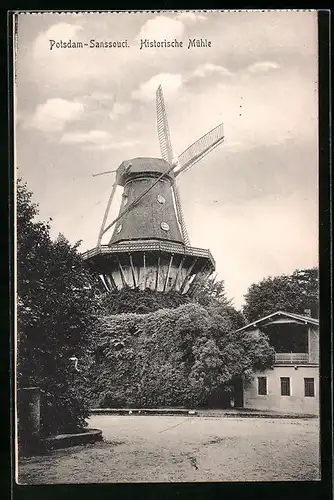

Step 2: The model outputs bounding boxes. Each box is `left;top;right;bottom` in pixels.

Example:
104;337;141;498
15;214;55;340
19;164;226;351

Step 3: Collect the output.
82;241;216;268
274;353;310;364
82;240;215;294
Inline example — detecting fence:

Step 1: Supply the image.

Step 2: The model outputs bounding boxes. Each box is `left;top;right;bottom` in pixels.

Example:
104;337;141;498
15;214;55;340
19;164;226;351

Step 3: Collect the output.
274;352;309;364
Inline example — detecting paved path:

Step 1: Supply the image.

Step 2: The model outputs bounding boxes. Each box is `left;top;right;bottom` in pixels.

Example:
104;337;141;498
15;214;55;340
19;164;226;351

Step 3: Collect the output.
18;415;320;483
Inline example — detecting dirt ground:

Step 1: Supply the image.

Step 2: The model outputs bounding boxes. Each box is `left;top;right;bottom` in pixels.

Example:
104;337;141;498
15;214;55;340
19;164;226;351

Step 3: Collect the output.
17;415;320;483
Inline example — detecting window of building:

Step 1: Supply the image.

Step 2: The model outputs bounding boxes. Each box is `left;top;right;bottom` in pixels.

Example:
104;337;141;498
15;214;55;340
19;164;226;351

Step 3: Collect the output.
280;377;291;396
304;378;315;397
257;377;267;395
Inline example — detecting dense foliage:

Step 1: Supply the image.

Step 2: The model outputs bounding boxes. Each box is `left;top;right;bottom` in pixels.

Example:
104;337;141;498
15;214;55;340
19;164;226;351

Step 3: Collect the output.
243;268;319;322
17;179;100;435
89;303;274;408
98;286;191;314
98;276;245;331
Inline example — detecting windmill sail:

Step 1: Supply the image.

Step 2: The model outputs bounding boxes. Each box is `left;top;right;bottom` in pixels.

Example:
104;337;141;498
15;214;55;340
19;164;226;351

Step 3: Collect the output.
156;85;174;164
175;122;224;177
97;180;118;246
172;181;191;247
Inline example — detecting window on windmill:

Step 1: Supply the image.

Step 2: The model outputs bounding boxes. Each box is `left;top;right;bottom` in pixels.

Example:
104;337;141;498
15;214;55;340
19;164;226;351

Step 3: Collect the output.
157;194;166;204
168;277;173;287
123;195;128;206
161;221;170;231
116;224;123;234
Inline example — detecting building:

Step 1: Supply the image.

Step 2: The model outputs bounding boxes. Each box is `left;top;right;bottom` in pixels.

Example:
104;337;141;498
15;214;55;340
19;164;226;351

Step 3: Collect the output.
83;85;223;295
235;311;319;415
83;158;215;294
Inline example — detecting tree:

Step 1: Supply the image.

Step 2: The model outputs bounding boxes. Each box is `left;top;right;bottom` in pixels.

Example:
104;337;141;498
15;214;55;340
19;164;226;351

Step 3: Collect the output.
97;286;191;315
192;276;246;330
89;303;274;409
17;179;100;435
243;268;319;323
191;276;229;308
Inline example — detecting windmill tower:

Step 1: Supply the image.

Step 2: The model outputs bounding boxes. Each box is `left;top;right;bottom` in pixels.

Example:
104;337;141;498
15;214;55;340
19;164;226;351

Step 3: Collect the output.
82;85;224;295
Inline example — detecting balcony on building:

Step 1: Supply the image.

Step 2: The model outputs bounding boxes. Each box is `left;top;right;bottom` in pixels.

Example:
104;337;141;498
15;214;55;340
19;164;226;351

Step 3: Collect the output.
256;311;319;366
274;352;309;364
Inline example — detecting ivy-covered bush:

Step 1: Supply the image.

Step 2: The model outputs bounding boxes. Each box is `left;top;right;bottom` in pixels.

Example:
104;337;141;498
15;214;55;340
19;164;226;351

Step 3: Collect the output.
97;277;246;332
89;303;274;408
97;286;191;315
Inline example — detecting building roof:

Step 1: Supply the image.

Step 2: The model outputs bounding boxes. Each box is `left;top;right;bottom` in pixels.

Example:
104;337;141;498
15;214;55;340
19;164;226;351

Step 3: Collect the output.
116;157;174;186
234;310;319;333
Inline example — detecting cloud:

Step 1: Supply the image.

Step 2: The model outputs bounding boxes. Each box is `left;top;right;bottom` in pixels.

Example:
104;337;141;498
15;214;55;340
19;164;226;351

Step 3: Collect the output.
87;92;115;102
99;139;143;150
60;129;110;144
136;12;207;47
192;63;233;78
15;110;24;124
30;22;116;89
60;129;144;151
109;102;132;121
83;138;144;152
132;73;183;102
27;98;84;132
29;17;190;94
137;15;185;40
80;92;117;113
247;61;280;74
23;12;316;98
33;22;84;61
175;12;207;23
164;61;317;158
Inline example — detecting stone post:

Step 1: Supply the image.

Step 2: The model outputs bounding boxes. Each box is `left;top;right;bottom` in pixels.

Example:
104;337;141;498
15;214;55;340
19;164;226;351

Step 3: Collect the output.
17;387;41;455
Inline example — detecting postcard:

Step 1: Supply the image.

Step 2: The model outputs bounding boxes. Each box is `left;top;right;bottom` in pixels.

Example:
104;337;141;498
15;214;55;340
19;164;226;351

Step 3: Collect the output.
13;10;321;484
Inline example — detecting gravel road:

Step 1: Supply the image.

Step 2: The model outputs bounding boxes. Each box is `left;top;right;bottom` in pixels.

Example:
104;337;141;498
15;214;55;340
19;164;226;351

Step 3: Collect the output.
18;415;320;483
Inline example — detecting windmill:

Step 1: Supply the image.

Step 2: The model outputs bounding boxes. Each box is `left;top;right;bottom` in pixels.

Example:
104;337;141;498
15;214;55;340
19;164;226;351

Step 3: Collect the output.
82;85;224;295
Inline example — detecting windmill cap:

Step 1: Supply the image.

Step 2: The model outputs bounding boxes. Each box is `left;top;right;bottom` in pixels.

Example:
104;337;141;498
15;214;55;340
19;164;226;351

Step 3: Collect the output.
117;157;175;186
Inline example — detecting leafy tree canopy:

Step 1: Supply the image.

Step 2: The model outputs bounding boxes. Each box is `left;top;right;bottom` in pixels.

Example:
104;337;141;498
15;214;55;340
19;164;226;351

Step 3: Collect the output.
17;178;100;435
242;268;319;323
191;276;246;330
192;276;229;307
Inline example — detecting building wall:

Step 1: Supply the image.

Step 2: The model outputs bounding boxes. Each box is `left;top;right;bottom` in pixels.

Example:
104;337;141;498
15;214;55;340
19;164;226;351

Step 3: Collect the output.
308;326;319;363
243;365;319;414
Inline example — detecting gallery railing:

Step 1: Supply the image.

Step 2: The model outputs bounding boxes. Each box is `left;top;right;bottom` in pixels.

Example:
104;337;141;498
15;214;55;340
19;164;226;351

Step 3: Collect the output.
274;352;309;364
82;241;216;267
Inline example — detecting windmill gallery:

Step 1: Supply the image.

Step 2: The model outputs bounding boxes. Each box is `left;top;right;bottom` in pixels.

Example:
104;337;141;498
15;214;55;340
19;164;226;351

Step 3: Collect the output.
83;85;224;294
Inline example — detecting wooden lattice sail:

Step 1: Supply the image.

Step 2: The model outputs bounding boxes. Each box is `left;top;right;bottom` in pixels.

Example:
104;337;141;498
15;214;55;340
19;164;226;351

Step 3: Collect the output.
82;85;224;294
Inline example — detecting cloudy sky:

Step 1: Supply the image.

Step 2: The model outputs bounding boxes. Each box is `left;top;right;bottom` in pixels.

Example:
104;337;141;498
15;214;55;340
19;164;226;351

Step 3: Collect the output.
14;10;318;308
